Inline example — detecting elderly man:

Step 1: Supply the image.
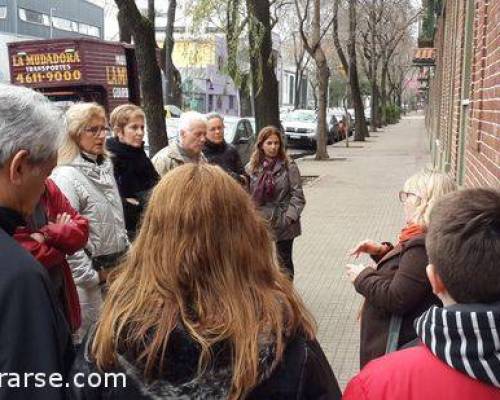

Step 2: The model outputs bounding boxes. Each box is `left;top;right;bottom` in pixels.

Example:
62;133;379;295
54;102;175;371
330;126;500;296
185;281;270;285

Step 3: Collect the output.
0;84;73;399
152;111;207;176
202;113;246;185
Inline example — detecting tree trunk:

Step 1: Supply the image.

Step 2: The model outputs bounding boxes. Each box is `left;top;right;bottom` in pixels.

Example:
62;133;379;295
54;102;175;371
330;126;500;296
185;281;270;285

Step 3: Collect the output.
118;8;132;43
333;0;367;141
161;0;183;106
380;62;388;125
147;0;155;24
246;0;280;133
316;61;329;159
370;81;380;131
348;0;367;141
294;69;302;109
115;0;167;156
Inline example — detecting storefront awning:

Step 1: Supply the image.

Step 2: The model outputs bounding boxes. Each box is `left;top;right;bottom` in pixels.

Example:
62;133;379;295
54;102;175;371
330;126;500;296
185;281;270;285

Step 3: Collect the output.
413;48;436;66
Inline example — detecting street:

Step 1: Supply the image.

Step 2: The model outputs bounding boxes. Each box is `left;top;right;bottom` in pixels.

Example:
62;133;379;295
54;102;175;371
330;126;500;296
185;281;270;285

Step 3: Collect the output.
293;112;430;388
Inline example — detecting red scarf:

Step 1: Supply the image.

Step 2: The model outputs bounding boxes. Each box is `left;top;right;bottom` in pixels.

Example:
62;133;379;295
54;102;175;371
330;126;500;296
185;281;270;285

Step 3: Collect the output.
398;223;426;244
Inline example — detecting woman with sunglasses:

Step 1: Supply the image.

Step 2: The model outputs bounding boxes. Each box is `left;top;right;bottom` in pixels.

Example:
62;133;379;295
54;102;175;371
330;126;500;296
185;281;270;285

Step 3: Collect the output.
52;102;129;344
345;169;456;368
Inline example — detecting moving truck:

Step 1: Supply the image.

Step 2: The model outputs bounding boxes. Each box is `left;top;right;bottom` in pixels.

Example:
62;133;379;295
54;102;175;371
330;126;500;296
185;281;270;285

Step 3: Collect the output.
8;37;140;112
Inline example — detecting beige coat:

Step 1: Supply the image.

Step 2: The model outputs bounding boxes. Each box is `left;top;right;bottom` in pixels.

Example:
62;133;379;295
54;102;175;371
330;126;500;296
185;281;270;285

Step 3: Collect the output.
152;141;206;176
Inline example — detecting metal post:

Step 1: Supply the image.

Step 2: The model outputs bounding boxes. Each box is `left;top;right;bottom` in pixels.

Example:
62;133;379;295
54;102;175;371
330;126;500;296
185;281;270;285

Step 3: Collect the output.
205;79;209;113
13;0;18;35
49;7;55;38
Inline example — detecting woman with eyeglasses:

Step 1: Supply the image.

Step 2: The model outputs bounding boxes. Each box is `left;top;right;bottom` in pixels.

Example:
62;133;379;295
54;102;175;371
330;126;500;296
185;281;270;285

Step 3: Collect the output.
345;169;456;368
51;102;129;344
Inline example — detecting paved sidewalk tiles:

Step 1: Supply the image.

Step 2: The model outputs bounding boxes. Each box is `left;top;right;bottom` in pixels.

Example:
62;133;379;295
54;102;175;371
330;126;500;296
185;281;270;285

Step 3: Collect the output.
292;113;430;389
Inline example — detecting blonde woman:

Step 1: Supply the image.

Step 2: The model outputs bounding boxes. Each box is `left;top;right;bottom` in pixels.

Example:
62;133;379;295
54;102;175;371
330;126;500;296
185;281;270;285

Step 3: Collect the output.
70;164;341;400
346;169;457;368
107;104;159;240
51;102;129;343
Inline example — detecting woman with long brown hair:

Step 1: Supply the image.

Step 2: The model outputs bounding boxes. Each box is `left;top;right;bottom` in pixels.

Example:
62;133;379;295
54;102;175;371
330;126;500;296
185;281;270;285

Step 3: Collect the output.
70;164;340;399
246;126;305;280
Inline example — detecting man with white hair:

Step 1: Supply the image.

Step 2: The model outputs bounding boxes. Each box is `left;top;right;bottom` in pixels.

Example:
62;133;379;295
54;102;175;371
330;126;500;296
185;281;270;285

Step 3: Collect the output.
0;84;73;398
152;111;207;176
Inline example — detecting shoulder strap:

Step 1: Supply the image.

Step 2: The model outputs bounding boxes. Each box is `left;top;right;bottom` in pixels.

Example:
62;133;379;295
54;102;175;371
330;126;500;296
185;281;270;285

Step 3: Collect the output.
385;314;403;354
385;250;406;354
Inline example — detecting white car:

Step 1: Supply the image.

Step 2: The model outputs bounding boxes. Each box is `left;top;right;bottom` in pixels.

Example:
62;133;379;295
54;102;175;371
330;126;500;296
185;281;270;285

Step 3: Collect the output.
282;110;317;149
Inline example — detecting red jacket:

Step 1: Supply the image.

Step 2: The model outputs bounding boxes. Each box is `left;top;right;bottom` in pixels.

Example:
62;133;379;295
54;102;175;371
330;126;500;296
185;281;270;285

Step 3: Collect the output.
343;345;500;400
14;179;89;332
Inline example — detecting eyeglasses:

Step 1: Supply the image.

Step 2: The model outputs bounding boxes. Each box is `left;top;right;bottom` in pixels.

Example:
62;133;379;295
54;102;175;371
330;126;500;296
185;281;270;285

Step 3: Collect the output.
84;125;111;137
398;191;420;203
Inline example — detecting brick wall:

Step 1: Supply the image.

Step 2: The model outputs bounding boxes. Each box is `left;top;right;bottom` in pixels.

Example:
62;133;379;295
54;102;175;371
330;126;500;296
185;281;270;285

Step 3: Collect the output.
426;0;499;188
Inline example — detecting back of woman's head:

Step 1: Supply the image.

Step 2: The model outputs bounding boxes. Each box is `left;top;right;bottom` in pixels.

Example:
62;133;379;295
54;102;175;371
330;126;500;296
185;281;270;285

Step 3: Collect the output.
58;102;105;164
249;126;288;172
92;164;315;398
403;168;457;226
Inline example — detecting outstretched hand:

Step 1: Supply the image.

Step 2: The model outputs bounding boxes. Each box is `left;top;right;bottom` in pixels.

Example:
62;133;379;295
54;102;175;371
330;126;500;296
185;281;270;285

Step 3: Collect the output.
349;239;383;258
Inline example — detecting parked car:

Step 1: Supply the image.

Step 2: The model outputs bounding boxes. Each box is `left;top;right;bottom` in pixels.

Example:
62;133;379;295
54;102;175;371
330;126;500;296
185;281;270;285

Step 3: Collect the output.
165;104;183;119
282;110;317;148
247;116;288;148
223;116;255;165
364;107;371;125
283;110;337;148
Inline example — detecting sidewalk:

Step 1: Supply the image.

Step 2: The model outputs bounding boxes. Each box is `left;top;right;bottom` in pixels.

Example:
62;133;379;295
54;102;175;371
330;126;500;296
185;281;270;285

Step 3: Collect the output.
293;113;430;389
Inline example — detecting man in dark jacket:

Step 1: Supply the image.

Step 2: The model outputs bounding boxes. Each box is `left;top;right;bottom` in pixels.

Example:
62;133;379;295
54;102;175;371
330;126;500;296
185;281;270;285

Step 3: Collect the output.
343;188;500;400
0;83;73;399
202;113;247;185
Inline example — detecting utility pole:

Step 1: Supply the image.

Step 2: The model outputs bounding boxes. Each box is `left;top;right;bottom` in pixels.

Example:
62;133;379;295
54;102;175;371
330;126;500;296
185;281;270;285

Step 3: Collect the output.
49;7;56;38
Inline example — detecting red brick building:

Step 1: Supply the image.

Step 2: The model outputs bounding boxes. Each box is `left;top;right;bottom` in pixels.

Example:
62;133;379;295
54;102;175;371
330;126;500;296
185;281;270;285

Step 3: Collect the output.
422;0;499;188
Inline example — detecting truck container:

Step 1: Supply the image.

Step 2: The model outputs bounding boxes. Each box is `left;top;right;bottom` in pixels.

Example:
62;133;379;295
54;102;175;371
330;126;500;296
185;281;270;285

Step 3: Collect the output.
8;37;140;112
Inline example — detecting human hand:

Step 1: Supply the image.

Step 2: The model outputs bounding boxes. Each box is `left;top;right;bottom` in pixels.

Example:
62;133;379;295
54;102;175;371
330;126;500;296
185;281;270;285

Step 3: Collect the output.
345;263;367;283
55;212;71;225
30;232;45;243
349;239;384;258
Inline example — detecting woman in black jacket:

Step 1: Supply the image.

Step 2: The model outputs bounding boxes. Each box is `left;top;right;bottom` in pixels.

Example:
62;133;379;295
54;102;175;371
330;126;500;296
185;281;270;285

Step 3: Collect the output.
70;164;341;400
107;104;159;240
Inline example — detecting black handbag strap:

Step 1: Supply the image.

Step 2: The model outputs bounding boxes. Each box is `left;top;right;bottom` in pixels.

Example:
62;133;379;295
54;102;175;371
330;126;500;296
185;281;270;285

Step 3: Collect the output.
385;314;403;354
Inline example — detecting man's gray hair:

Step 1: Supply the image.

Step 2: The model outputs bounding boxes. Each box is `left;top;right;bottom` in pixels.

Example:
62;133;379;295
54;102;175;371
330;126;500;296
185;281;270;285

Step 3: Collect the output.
179;111;207;132
206;112;224;124
0;83;64;167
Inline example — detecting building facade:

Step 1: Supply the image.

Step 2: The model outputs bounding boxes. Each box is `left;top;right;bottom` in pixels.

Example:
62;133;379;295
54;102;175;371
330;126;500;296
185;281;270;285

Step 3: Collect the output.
0;0;103;39
424;0;499;188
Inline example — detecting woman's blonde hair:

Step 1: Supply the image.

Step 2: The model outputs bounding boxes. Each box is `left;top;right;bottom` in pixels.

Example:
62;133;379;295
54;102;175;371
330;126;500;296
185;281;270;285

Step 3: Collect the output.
403;168;457;226
58;102;106;165
91;164;316;399
109;104;145;137
248;126;289;173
